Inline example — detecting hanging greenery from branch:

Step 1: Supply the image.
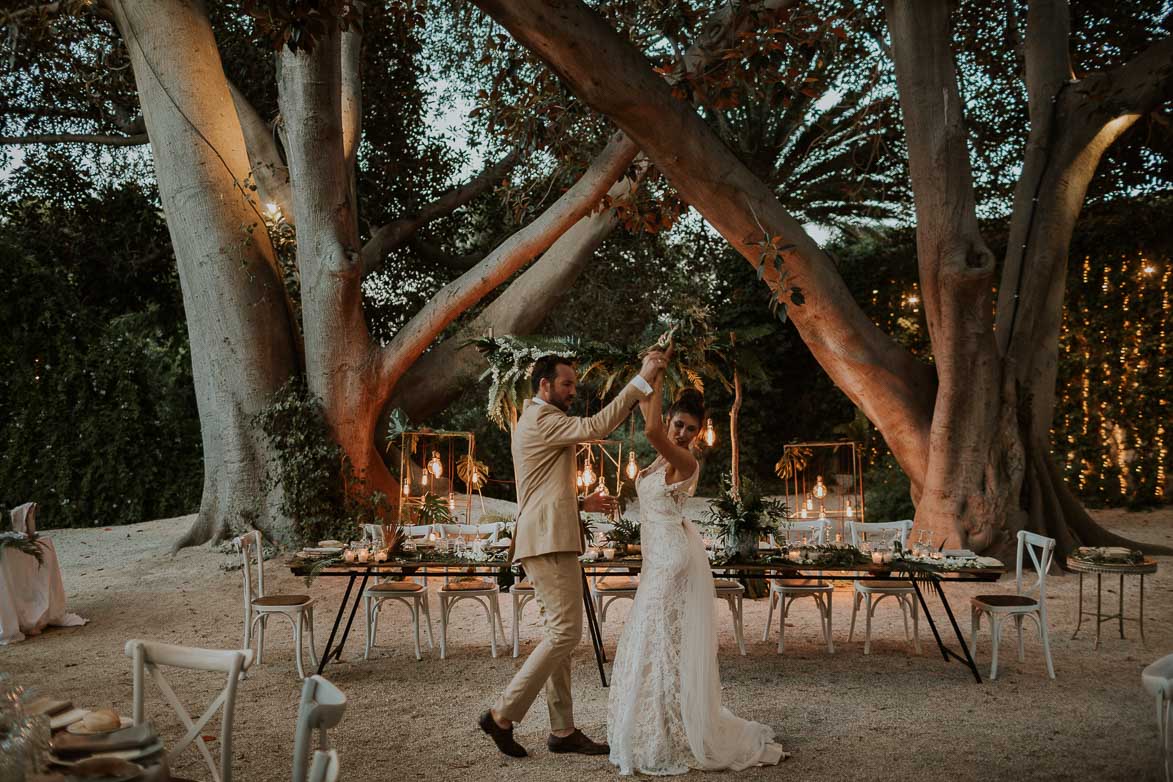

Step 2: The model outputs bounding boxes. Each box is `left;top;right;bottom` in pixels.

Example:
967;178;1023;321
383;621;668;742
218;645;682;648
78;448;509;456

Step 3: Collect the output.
469;306;779;430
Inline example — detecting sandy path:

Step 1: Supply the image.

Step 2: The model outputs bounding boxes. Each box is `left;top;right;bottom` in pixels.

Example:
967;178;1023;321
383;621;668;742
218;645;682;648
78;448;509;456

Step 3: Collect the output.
4;508;1171;781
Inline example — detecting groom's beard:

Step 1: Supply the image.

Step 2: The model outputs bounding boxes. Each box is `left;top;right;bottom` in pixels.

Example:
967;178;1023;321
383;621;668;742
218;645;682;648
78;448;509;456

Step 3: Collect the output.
549;393;573;413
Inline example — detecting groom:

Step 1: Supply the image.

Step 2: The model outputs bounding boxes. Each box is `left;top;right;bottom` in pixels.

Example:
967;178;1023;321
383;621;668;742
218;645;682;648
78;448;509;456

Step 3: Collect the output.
479;350;668;757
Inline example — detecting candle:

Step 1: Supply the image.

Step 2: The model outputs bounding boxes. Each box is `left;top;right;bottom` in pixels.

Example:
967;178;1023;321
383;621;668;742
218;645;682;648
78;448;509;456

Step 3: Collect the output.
374;549;388;563
788;548;802;562
872;550;885;565
882;550;894;564
357;547;370;563
343;548;357;563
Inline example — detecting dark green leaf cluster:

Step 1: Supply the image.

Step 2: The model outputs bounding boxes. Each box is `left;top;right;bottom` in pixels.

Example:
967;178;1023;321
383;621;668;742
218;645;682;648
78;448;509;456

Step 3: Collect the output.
703;472;788;541
253;379;390;547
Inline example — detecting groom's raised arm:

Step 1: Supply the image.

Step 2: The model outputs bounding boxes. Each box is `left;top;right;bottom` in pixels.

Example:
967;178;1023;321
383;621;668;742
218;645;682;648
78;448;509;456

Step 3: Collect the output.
536;375;652;447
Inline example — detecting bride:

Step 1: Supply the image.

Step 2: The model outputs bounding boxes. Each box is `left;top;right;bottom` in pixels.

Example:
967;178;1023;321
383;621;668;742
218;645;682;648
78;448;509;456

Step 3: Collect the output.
607;382;787;776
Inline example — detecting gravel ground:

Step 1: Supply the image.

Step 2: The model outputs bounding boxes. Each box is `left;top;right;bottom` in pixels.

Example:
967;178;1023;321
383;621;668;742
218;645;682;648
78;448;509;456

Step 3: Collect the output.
4;506;1172;782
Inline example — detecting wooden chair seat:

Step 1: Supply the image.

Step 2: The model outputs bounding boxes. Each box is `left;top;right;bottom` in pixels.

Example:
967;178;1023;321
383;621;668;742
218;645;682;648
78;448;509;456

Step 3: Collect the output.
972;593;1038;609
855;579;915;592
441;578;496;592
595;576;639;591
367;581;424;593
513;580;535;591
253;594;312;607
713;579;744;591
771;578;831;590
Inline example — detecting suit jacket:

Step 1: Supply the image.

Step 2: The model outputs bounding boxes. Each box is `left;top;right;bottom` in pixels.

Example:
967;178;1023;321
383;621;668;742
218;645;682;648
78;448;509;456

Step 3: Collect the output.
510;381;649;562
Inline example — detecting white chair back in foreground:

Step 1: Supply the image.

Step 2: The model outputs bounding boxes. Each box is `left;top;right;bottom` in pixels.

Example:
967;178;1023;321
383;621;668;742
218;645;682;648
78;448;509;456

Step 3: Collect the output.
1142;653;1173;782
292;675;346;782
308;750;340;782
969;529;1056;679
125;639;253;782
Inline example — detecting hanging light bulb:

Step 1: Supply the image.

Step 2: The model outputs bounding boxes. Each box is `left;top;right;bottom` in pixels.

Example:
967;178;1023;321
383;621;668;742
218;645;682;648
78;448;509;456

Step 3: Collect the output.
626;451;639;481
813;475;827;499
420;472;428;488
402;478;411;497
576;472;585;489
845;499;855;517
805;493;814;511
447;493;456;513
599;482;609;496
428;451;443;479
799;506;809;519
581;459;596;488
703;418;717;447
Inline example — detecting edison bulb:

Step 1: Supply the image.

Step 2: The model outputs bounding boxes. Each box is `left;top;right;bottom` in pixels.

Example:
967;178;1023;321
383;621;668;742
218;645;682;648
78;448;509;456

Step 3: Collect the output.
447;493;456;512
402;478;410;497
805;493;814;511
813;475;827;499
581;462;596;487
428;451;443;479
703;418;717;447
626;452;639;480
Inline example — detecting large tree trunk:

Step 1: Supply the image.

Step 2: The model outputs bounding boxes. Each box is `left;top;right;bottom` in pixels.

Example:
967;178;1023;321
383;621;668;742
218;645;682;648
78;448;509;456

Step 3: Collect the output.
278;23;399;504
110;0;297;548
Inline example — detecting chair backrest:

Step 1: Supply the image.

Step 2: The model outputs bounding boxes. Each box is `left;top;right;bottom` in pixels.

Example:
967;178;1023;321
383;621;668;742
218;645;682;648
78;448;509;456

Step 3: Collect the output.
400;524;436;540
1016;530;1056;601
292;676;347;782
361;523;384;546
10;502;36;534
775;519;832;545
125;639;253;782
477;522;504;541
845;520;913;548
308;750;340;782
233;530;265;605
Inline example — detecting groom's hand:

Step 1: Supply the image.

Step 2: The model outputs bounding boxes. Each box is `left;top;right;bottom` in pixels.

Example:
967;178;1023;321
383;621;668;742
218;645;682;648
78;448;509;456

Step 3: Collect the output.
582;488;618;515
639;349;669;383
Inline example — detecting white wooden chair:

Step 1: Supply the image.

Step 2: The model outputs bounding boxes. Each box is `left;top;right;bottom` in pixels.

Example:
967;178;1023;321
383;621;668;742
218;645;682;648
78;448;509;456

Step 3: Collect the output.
292;675;346;782
969;530;1056;679
435;523;507;658
125;639;253;782
845;520;920;655
714;579;748;655
510;575;537;658
362;523;435;661
763;519;834;654
308;751;340;782
1142;653;1173;782
234;530;318;678
583;521;640;630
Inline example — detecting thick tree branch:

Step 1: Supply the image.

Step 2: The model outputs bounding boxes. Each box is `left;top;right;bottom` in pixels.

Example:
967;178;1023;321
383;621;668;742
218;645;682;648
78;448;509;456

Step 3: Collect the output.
360;147;522;275
390;162;648;421
375;131;639;394
1097;35;1173;117
0;132;148;146
228;81;294;224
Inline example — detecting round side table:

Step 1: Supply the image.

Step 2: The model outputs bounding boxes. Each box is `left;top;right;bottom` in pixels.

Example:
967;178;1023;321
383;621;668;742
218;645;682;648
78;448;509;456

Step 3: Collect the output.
1068;556;1158;649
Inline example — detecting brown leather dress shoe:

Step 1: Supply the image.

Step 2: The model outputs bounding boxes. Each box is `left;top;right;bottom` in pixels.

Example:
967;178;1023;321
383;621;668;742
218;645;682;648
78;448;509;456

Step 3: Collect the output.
547;729;610;755
479;710;528;758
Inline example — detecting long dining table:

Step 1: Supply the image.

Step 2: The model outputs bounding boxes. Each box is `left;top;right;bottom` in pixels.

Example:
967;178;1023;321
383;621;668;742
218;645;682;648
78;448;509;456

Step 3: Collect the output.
290;551;1006;685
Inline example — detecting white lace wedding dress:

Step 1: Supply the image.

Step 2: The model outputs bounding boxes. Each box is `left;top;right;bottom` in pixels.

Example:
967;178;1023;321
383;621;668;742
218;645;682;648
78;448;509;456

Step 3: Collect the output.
607;457;787;776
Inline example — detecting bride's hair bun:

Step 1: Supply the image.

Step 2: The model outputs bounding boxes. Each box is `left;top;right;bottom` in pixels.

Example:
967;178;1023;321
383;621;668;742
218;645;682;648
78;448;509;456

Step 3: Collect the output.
667;387;705;422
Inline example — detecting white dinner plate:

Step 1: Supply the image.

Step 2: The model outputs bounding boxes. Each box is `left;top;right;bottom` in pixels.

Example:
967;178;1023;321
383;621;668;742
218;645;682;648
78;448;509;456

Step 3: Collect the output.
66;714;134;735
50;707;88;730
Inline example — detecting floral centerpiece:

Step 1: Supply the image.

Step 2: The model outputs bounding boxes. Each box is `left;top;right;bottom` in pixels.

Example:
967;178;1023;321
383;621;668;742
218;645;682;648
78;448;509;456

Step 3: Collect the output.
604;515;642;555
703;473;787;561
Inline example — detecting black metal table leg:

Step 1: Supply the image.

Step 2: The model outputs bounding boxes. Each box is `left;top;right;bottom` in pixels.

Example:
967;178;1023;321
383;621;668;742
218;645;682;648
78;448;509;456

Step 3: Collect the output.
1072;572;1084;639
582;570;608;687
330;568;372;662
909;570;983;683
316;572;358;675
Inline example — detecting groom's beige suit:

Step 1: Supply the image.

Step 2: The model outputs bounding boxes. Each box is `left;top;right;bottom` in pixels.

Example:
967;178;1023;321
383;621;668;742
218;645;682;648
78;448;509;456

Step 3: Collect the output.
495;377;651;730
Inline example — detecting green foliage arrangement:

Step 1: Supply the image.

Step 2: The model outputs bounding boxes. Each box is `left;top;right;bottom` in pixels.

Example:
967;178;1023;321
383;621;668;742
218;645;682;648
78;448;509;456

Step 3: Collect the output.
0;531;46;566
254;379;390;548
605;515;642;546
703;473;788;556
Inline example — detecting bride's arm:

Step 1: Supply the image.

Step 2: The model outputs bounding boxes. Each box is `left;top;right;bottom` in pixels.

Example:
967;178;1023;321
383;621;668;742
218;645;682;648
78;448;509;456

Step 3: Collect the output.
641;377;698;482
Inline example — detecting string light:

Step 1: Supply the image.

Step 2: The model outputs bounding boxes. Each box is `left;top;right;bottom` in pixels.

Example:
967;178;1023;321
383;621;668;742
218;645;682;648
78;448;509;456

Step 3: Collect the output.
703;419;717;447
402;478;410;498
626;451;639;480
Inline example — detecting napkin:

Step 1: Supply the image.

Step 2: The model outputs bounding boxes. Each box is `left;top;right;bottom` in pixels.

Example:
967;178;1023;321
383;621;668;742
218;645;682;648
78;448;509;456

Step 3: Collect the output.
974;556;1002;568
52;722;157;756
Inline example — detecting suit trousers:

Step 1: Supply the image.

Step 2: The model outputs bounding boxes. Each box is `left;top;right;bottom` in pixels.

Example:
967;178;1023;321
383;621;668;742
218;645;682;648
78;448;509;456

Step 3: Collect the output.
495;551;583;731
